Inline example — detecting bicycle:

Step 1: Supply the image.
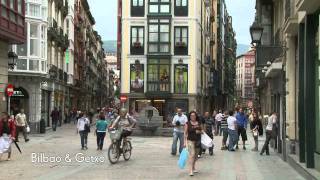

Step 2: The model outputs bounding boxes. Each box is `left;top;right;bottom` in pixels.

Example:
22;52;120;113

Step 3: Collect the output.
108;128;132;164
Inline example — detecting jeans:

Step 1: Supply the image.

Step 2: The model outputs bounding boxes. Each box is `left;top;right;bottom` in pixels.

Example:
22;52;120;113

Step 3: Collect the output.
221;128;228;146
216;121;221;135
79;130;88;148
52;120;58;131
96;132;106;150
253;134;258;150
171;131;184;155
261;130;272;155
228;129;238;151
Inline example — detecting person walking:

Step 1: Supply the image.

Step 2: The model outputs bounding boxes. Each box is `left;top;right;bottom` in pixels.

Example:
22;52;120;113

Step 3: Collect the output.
15;109;29;142
0;112;16;161
77;112;90;150
171;108;188;156
51;107;59;131
203;112;214;156
215;110;223;136
58;107;62;127
184;111;203;176
260;112;277;155
250;112;263;151
227;110;238;151
221;110;229;150
236;108;248;150
95;112;109;150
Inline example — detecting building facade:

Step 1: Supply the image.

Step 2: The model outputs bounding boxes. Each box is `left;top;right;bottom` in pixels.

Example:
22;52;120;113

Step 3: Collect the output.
119;0;213;125
9;0;48;130
254;0;320;177
0;0;26;112
236;49;255;107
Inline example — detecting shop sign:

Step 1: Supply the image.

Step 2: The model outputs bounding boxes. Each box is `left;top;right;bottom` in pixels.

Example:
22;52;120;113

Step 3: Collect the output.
120;95;128;103
6;84;14;97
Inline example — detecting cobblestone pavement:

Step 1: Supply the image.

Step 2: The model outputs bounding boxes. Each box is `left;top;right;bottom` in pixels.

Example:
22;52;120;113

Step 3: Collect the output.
0;124;305;180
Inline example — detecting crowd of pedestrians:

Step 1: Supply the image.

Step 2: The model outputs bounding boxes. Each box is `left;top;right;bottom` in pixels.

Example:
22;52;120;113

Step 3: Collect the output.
171;106;278;176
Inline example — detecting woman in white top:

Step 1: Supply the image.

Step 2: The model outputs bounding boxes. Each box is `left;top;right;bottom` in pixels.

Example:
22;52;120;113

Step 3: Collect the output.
260;112;277;155
77;112;90;150
227;110;238;151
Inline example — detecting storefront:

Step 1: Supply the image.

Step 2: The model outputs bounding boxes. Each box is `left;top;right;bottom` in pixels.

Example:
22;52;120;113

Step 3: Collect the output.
10;87;29;116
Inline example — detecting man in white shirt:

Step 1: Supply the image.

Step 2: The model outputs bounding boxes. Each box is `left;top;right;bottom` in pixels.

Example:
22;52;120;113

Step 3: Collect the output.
215;110;224;135
171;108;188;155
227;110;238;151
260;112;277;155
15;109;29;142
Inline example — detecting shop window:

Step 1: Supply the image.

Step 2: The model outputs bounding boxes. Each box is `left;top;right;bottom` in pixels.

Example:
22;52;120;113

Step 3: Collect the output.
148;18;170;54
174;26;188;55
131;0;144;17
147;59;170;92
131;26;144;55
174;0;187;16
174;64;188;93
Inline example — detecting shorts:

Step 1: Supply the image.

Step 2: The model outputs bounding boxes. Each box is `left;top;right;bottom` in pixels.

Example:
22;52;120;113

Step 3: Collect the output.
187;140;200;157
238;126;247;141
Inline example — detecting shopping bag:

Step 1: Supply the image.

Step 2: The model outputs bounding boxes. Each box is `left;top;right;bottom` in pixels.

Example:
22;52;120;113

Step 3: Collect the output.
26;126;30;133
178;148;189;169
0;136;12;154
201;132;213;149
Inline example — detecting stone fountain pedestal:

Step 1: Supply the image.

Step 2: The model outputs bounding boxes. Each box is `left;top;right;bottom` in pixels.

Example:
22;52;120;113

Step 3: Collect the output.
135;106;163;136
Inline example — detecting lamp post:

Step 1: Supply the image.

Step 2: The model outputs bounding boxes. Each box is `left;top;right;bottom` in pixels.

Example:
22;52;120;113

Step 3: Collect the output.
8;51;18;70
250;20;264;45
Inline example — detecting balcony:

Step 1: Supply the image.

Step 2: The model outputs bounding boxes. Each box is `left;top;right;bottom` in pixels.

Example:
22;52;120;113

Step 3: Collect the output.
131;6;144;17
130;42;144;55
174;41;188;55
296;0;319;13
174;6;188;16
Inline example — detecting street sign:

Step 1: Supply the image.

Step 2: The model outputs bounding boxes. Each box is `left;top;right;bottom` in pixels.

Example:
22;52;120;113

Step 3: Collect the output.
6;84;14;97
120;95;127;103
65;50;69;64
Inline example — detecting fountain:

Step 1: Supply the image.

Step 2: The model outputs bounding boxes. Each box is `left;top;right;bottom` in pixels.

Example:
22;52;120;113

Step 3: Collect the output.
137;106;163;136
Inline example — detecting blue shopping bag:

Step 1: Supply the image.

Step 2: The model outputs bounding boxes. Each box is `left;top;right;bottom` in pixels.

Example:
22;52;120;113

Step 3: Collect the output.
178;148;189;169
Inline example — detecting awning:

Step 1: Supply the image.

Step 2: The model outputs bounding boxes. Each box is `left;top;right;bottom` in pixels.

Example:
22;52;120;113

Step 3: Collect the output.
265;62;283;78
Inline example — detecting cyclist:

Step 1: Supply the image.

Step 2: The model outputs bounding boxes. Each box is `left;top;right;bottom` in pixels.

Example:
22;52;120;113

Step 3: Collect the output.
109;108;136;150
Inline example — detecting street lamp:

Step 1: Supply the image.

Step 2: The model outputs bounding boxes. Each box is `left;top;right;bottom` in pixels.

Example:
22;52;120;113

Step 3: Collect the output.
250;20;264;44
8;50;18;70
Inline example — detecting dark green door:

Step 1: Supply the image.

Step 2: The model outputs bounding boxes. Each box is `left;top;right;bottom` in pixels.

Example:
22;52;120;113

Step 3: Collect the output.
315;13;320;171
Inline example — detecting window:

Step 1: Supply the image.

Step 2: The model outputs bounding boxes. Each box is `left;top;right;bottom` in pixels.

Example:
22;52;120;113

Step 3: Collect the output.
148;19;170;53
149;0;171;14
16;59;27;70
174;0;188;16
131;27;144;55
29;4;40;17
17;43;27;56
147;59;170;92
30;24;39;56
1;0;7;18
131;0;144;17
174;27;188;55
29;59;39;71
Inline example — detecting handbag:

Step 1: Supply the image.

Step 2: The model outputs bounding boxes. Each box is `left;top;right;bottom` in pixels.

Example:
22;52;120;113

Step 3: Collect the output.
201;132;213;149
253;130;258;137
178;148;189;169
26;126;30;133
84;123;90;133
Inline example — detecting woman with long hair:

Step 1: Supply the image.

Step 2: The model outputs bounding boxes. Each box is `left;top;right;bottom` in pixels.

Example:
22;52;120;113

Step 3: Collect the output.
184;111;203;176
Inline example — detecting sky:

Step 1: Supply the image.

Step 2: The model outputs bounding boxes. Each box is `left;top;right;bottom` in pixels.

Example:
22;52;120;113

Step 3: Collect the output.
88;0;256;44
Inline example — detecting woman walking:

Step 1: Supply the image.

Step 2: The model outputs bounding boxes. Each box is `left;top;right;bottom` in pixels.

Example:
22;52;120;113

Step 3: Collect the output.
95;112;109;150
184;111;203;176
77;112;90;150
0;112;16;161
250;112;263;151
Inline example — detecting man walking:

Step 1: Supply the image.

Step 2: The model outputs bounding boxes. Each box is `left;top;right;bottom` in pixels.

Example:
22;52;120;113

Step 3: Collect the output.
203;112;214;155
221;110;229;150
260;112;277;155
236;108;248;150
51;107;59;131
171;108;188;155
15;109;29;142
215;110;223;136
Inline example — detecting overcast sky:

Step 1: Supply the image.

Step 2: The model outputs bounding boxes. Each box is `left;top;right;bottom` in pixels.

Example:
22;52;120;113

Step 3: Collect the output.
88;0;255;44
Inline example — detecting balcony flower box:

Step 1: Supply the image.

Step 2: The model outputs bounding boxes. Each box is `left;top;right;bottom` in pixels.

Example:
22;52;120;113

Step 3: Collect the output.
175;41;186;48
133;42;142;48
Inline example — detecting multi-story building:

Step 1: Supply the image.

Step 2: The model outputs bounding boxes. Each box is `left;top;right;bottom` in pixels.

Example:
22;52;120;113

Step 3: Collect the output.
253;0;320;177
236;49;255;107
119;0;213;124
73;0;106;110
212;0;237;110
9;0;48;130
0;0;26;112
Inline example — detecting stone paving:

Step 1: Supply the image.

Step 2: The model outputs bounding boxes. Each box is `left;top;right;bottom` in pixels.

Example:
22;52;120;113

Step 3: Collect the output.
0;124;305;180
